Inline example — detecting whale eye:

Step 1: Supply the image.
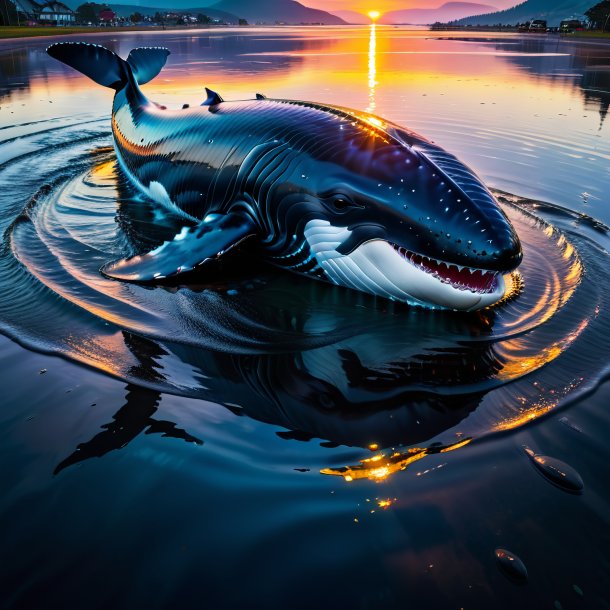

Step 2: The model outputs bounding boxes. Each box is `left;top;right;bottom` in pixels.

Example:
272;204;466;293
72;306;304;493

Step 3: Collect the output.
329;194;358;213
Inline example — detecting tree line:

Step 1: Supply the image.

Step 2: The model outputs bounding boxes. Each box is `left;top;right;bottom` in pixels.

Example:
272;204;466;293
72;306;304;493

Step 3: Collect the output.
74;3;225;26
586;0;610;30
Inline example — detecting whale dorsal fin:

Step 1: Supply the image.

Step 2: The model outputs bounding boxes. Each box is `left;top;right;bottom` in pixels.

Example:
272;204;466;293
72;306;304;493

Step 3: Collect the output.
101;212;257;283
202;87;224;106
127;47;171;85
256;93;267;100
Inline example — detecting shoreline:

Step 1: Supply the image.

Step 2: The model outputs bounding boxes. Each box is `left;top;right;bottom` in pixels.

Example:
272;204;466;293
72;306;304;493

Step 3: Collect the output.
0;24;243;40
1;23;610;43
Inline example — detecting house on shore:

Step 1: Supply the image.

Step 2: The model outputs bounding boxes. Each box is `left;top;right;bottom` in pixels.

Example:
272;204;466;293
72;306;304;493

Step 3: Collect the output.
7;0;76;25
38;2;76;24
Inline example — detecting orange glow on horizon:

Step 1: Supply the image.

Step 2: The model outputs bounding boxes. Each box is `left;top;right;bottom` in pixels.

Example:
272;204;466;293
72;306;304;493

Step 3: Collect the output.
305;0;520;14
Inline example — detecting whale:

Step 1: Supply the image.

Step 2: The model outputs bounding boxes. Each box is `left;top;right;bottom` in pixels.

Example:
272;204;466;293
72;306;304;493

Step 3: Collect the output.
47;41;522;311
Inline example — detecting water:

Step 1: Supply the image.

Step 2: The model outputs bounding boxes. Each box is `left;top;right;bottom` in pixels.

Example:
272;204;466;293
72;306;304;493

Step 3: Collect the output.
1;27;610;609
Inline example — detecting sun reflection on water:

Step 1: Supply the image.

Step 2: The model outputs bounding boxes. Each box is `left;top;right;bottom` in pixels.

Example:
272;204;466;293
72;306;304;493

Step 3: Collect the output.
367;23;377;113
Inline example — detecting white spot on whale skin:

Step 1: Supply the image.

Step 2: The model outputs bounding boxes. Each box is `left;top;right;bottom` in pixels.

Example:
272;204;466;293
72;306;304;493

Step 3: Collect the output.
144;181;195;221
113;142;196;222
174;226;190;241
148;181;173;207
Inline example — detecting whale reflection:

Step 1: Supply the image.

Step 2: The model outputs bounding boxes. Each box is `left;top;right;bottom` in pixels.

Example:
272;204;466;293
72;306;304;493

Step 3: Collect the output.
54;381;203;475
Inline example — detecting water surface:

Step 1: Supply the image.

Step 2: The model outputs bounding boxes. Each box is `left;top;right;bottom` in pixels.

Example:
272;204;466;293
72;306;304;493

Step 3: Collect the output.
1;27;610;610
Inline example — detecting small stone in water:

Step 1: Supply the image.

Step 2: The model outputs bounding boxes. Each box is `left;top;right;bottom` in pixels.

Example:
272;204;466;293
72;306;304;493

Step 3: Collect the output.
573;584;583;597
495;548;528;582
39;369;47;374
523;446;584;493
559;416;583;434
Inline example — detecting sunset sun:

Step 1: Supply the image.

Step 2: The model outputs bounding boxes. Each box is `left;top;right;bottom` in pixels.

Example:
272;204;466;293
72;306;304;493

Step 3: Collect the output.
367;10;381;21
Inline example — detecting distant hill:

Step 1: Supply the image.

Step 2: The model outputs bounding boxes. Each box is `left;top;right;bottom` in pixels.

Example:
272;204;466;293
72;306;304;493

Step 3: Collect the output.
63;0;346;24
332;9;369;24
209;0;347;24
453;0;594;26
108;3;240;22
380;2;497;25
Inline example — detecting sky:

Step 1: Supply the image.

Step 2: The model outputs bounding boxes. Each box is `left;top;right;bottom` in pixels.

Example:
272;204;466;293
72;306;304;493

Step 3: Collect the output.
302;0;520;15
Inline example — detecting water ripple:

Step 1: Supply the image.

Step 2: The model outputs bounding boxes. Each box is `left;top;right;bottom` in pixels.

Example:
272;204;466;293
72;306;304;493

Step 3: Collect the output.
1;117;610;481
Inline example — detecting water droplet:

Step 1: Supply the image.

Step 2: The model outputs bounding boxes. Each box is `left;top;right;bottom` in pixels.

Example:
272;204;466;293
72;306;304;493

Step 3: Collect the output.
495;548;528;582
524;446;584;493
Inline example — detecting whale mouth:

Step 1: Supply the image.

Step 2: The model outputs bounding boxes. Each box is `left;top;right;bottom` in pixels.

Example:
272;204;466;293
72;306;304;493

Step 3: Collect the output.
391;244;500;294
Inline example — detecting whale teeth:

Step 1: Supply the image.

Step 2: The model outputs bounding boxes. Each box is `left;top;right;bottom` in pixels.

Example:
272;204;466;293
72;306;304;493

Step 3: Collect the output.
391;242;501;295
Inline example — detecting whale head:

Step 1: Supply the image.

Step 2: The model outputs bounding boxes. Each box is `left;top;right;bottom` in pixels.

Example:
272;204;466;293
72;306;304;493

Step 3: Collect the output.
269;116;522;312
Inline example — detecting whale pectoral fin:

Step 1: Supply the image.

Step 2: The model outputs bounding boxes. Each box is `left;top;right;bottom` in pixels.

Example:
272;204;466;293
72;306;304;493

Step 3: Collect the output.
101;213;257;283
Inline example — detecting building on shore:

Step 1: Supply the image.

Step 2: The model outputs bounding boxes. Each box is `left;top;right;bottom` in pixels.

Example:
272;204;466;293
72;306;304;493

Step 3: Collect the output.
38;2;76;24
6;0;76;25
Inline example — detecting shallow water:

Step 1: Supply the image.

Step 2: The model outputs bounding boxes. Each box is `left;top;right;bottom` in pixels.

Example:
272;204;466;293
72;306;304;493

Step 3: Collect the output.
1;27;610;610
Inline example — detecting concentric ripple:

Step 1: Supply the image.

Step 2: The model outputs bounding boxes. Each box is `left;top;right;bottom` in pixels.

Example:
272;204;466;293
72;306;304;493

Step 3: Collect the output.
2;119;610;482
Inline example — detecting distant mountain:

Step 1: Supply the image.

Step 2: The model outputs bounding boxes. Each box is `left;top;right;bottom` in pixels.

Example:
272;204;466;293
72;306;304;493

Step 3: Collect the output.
108;3;240;22
380;2;498;25
209;0;347;24
453;0;594;26
332;9;370;24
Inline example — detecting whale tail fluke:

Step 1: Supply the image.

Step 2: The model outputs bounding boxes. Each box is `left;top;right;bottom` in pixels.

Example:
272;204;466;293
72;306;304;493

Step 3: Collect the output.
46;42;170;90
126;47;171;85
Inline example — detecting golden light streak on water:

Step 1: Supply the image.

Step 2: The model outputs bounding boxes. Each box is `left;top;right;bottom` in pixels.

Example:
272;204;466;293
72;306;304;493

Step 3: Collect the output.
493;400;557;432
63;332;133;377
320;438;472;482
367;23;377;113
377;498;394;508
492;377;585;432
496;318;590;381
501;211;582;330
